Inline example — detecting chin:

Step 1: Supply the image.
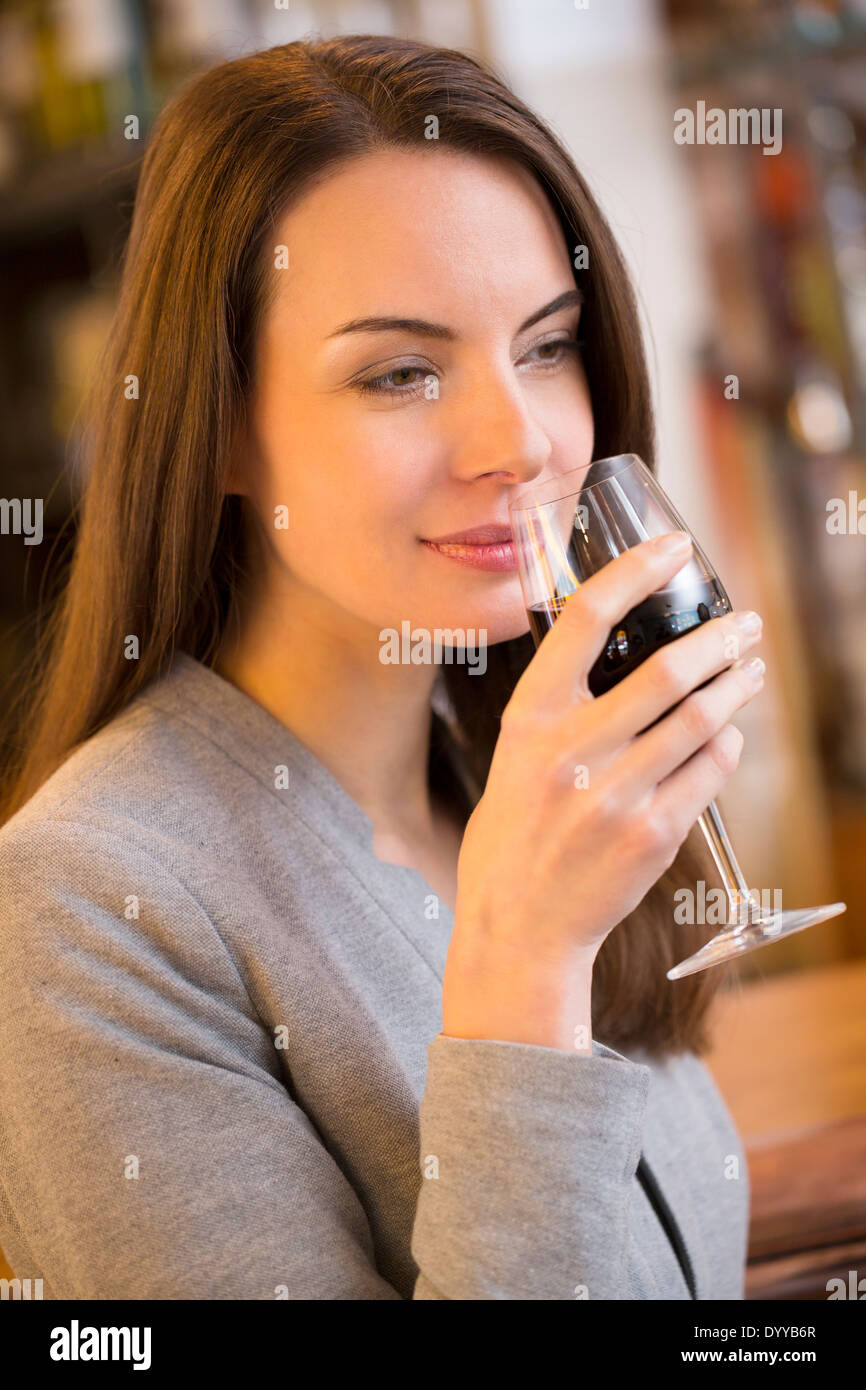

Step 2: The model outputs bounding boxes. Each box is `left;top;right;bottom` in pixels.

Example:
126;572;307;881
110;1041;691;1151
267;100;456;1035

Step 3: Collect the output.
481;611;534;646
470;581;533;646
372;570;531;649
412;597;531;649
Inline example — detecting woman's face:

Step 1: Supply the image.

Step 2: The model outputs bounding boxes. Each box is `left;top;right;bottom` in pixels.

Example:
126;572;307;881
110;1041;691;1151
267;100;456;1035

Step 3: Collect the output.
233;147;594;646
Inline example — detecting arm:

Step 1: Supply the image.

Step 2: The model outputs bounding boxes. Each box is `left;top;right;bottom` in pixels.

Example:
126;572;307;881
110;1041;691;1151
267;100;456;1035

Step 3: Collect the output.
413;1033;650;1299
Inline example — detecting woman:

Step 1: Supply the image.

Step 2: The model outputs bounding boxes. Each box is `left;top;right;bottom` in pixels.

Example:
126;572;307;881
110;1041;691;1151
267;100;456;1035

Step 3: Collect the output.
0;35;764;1300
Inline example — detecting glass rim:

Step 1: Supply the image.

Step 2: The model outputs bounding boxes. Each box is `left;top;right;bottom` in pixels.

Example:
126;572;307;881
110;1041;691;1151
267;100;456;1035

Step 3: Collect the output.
507;453;644;512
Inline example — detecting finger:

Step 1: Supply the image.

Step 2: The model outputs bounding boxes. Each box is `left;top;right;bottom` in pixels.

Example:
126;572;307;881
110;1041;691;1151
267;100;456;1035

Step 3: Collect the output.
575;608;762;752
607;656;764;801
511;532;694;718
649;723;745;849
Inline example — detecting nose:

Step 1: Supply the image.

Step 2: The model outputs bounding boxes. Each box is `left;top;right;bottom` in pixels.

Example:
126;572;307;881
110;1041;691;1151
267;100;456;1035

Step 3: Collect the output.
446;362;553;487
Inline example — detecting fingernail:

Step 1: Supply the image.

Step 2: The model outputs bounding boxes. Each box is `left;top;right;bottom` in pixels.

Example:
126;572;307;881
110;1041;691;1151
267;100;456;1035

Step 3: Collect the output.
742;657;765;681
653;531;692;554
734;611;762;635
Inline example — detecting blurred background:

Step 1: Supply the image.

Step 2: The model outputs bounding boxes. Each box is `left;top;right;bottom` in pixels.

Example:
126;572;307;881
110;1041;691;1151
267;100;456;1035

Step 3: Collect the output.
0;0;864;1298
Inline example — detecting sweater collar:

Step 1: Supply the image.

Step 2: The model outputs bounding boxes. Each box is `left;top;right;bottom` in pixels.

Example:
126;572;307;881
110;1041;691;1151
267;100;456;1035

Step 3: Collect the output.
142;651;636;1067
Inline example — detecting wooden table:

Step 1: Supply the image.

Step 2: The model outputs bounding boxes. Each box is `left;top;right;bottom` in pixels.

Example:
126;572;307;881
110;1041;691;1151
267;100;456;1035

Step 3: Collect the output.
706;957;866;1299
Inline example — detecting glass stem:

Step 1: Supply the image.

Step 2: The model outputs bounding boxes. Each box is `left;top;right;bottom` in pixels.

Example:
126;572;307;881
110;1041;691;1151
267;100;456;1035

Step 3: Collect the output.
697;800;759;930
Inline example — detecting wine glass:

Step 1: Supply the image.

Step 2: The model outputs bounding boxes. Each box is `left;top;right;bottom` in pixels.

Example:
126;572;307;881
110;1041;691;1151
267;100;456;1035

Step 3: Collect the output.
508;453;846;980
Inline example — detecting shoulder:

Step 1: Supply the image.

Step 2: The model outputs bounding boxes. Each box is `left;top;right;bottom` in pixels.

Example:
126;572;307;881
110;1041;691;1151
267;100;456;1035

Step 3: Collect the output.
0;654;275;868
0;657;266;987
0;763;263;1064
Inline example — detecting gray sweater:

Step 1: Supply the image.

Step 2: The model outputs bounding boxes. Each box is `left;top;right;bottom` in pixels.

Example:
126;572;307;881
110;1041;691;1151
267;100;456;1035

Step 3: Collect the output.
0;652;749;1299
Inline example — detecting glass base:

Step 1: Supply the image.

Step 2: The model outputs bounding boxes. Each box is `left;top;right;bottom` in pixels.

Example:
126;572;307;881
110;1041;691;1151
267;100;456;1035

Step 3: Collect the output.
666;902;847;980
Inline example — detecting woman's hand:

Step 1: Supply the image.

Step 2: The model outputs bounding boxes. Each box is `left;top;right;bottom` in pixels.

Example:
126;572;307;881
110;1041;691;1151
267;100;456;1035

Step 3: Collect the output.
442;532;764;1050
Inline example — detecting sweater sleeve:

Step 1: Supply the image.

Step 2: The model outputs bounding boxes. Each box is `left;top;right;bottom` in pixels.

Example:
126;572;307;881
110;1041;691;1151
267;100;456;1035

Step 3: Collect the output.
413;1034;650;1299
0;817;649;1301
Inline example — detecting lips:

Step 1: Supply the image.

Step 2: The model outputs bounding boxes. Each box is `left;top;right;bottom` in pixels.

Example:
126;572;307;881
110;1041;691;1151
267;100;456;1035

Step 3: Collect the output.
423;524;513;545
420;524;518;573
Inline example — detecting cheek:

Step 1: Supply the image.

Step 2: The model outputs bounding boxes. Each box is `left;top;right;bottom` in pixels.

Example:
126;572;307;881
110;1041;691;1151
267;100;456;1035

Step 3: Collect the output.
254;406;434;614
550;362;594;462
284;422;430;550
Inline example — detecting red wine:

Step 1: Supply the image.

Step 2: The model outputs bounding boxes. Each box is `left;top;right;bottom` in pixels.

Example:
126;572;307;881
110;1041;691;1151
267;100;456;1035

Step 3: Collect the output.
528;578;730;697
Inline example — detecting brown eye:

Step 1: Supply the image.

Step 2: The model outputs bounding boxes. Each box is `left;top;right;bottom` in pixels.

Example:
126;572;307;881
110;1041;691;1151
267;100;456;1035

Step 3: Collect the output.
356;364;433;397
524;337;584;366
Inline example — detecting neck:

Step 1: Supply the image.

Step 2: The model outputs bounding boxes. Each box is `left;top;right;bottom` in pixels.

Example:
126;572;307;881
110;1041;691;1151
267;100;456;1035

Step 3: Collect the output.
213;565;442;840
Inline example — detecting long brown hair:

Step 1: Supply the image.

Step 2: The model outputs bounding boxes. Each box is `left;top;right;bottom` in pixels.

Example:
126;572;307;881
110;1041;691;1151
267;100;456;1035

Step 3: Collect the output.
0;34;734;1056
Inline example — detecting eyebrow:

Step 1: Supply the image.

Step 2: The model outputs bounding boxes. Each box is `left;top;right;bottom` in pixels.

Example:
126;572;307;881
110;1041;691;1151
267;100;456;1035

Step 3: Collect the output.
325;287;584;341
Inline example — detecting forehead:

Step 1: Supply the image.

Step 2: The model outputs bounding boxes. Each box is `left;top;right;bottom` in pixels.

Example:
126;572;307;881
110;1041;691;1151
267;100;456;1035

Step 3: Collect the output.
265;147;571;332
